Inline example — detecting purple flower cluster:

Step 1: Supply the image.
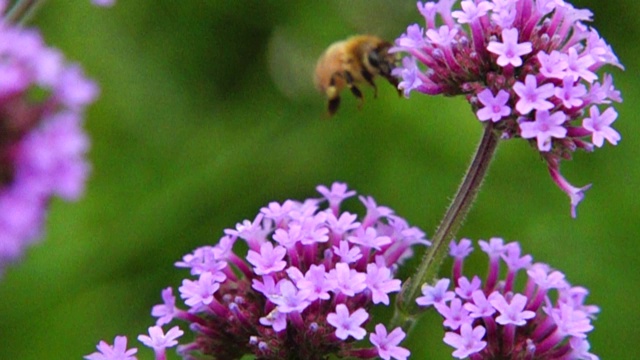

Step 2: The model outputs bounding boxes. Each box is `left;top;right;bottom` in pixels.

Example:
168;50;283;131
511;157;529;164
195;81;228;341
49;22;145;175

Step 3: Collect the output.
392;0;623;217
87;183;427;360
0;7;97;273
417;238;598;359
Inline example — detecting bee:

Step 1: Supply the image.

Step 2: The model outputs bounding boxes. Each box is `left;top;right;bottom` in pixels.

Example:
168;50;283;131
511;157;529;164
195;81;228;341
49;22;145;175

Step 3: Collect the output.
314;35;399;116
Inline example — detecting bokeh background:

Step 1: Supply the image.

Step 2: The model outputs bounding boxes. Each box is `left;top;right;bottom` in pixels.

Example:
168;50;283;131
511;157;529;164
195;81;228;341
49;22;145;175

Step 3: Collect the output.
0;1;637;359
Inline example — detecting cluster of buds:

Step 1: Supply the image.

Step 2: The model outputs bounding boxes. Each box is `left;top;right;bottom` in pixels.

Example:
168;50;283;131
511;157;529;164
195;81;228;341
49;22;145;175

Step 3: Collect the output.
392;0;623;217
0;0;97;273
86;183;427;360
418;238;598;359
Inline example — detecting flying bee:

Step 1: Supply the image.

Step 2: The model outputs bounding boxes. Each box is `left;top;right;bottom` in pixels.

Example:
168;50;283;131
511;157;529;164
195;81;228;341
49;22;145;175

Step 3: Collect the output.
314;35;399;116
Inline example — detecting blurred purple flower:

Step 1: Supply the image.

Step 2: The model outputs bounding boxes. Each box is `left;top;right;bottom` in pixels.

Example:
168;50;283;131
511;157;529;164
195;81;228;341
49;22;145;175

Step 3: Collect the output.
0;13;97;274
91;0;115;7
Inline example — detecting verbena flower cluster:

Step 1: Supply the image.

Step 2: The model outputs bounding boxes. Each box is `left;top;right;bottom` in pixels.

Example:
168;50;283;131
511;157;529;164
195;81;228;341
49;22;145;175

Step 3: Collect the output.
392;0;623;217
86;182;428;360
0;1;97;274
417;238;598;359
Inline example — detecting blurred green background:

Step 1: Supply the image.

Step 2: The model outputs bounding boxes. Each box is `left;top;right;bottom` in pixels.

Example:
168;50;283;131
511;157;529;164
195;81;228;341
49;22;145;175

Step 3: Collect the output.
0;0;637;359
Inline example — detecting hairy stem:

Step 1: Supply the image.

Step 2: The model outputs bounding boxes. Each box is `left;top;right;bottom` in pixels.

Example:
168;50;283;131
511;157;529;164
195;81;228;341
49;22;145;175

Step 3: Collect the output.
393;122;501;329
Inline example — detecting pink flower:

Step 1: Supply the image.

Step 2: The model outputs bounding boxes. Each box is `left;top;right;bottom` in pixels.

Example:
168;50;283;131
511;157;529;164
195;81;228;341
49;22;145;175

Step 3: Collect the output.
520;110;568;151
487;28;532;67
84;336;137;360
327;304;369;340
370;325;410;360
582;106;620;147
476;89;511;122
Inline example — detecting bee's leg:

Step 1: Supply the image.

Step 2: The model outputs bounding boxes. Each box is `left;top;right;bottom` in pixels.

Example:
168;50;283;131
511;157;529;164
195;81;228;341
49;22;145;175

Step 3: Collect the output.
344;71;364;109
383;73;402;96
326;75;341;116
328;96;341;116
361;69;378;98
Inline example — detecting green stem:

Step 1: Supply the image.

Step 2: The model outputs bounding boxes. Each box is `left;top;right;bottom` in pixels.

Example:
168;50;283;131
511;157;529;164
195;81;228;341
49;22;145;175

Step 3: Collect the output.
392;122;501;329
5;0;46;25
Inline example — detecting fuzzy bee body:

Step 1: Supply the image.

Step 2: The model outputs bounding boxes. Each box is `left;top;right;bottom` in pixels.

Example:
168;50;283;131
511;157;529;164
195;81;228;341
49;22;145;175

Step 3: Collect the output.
314;35;399;116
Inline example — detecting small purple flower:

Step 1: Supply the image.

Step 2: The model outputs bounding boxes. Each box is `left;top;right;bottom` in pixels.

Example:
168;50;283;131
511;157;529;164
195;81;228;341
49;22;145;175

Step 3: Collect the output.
137;326;183;358
316;182;355;215
449;238;473;259
569;337;599;360
393;56;426;97
348;227;391;250
582;106;620;147
392;0;623;216
370;324;410;360
564;48;597;83
178;271;221;307
246;241;287;275
513;75;556;115
269;279;310;313
435;298;471;330
292;264;332;301
490;293;536;326
443;323;487;359
476;89;511;122
327;304;368;340
454;275;481;300
326;211;360;238
463;290;495;318
520;110;568;152
327;262;367;297
91;183;426;359
227;213;269;249
333;240;362;264
538;50;569;79
151;287;177;326
416;278;455;306
84;336;137;360
451;1;493;24
555;76;587;109
359;195;394;227
419;238;600;359
549;163;592;218
487;28;532;67
365;263;401;305
426;25;458;46
251;274;279;297
394;24;425;49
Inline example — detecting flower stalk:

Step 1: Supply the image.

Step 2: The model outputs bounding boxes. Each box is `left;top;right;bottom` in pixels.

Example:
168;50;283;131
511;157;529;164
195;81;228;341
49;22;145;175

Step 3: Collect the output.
5;0;45;24
395;122;501;328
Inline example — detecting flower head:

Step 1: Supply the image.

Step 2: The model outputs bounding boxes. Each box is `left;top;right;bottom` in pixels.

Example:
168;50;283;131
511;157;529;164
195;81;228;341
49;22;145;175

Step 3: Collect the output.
392;0;623;216
0;14;97;273
418;238;599;359
101;183;425;360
